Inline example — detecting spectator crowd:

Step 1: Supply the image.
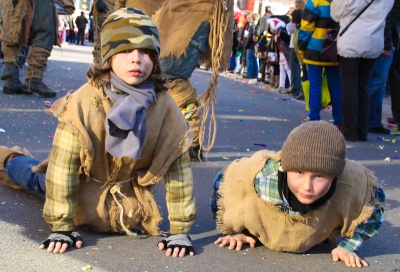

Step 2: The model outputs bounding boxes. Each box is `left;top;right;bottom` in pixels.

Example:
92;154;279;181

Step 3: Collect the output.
228;0;399;141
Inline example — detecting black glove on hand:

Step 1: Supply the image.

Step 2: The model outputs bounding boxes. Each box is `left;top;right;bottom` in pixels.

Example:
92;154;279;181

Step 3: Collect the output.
40;231;83;249
158;234;194;255
96;0;109;13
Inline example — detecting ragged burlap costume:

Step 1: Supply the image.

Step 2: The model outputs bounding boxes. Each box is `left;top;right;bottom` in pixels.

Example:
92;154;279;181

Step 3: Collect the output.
0;0;75;96
216;150;379;253
92;1;233;157
34;83;193;234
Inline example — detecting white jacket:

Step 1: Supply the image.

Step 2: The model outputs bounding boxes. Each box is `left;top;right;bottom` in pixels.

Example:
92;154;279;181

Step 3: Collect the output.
331;0;393;58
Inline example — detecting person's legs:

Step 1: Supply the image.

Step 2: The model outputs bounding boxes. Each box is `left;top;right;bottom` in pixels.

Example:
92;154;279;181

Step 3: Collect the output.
5;156;46;195
307;64;323;121
258;57;266;81
279;63;287;88
325;65;342;126
289;48;301;91
245;49;255;78
357;58;376;140
340;57;360;141
389;51;400;126
367;53;393;131
23;0;56;97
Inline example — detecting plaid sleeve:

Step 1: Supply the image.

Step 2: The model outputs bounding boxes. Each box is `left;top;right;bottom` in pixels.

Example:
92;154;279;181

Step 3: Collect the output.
164;151;197;234
43;122;81;232
338;186;385;252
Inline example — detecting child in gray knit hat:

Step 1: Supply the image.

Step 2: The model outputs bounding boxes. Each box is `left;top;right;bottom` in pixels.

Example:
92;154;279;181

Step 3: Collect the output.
211;121;385;268
0;8;196;257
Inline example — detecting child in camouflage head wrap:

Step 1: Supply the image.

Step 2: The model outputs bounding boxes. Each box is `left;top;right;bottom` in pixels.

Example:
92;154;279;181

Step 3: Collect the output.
1;8;196;258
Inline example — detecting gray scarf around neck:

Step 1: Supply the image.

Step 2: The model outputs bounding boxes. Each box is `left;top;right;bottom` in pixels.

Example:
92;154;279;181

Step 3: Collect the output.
104;72;156;159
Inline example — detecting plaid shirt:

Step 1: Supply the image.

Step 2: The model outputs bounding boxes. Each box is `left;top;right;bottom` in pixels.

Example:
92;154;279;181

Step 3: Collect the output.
43;122;196;234
211;158;385;253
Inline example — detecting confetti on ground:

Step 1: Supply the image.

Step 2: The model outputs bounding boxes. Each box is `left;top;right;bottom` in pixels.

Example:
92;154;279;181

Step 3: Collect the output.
246;149;250;151
81;265;92;271
48;135;54;139
0;128;5;133
239;109;244;112
378;146;384;150
222;156;230;160
385;157;391;162
240;120;246;123
393;156;400;160
249;89;258;93
265;130;276;135
254;143;267;147
263;107;267;110
392;139;397;144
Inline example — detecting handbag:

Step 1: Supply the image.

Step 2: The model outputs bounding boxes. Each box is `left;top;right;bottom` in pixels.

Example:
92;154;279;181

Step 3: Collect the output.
302;73;331;111
321;0;376;62
321;30;339;62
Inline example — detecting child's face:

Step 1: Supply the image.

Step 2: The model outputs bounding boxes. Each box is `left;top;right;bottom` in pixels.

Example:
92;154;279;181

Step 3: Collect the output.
286;171;334;205
111;49;154;86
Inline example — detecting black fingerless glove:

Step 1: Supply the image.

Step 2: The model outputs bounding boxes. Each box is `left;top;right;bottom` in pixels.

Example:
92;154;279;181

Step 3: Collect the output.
40;231;83;248
158;234;194;255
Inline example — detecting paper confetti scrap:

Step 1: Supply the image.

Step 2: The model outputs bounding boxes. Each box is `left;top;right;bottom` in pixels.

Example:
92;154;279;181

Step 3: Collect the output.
254;143;267;147
393;156;400;160
249;89;258;93
265;130;276;135
378;146;384;150
384;157;391;162
222;156;230;160
81;265;92;271
239;109;244;112
0;128;5;133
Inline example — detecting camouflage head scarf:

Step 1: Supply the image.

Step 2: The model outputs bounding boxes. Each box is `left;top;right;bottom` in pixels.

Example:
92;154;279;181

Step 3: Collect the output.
101;8;161;65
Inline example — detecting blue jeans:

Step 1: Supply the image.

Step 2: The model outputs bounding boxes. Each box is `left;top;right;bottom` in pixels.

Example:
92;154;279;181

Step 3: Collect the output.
5;156;46;196
245;49;258;78
308;64;342;126
161;21;210;80
368;51;393;128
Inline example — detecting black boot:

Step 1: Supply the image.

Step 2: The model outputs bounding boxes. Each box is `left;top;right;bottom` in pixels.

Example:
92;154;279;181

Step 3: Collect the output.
22;81;56;98
3;78;32;95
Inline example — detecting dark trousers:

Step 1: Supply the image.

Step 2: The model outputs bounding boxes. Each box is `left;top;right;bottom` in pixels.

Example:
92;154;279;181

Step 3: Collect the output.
76;29;85;45
389;50;400;123
340;57;376;140
259;57;266;80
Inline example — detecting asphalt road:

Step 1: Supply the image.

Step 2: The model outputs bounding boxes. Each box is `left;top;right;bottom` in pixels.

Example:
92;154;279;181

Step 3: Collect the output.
0;43;399;272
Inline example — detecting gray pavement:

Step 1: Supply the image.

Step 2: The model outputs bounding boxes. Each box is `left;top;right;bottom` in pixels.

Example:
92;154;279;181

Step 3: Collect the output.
0;43;400;272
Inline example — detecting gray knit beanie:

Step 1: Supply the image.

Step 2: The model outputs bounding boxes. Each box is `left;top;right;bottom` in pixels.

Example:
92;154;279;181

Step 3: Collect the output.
281;121;346;177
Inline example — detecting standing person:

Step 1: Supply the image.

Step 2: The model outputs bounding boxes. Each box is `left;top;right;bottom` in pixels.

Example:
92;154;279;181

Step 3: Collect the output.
1;0;75;97
243;12;260;79
387;0;400;129
298;0;342;128
367;8;395;135
257;6;274;83
0;8;197;257
286;8;303;97
331;0;393;141
211;121;385;268
75;11;88;45
88;12;94;43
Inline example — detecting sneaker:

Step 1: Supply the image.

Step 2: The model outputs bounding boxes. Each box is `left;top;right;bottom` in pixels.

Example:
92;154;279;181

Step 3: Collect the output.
22;82;57;98
188;146;204;162
368;125;391;135
3;78;32;95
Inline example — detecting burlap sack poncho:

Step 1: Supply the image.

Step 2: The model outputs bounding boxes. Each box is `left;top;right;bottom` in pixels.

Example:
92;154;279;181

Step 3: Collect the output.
216;150;379;253
44;82;192;235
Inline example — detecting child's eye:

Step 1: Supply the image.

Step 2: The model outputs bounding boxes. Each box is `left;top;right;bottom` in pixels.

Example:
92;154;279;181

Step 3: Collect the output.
138;49;151;54
296;171;303;175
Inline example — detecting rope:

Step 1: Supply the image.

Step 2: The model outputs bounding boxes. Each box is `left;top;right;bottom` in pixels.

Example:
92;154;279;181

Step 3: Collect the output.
198;0;231;156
